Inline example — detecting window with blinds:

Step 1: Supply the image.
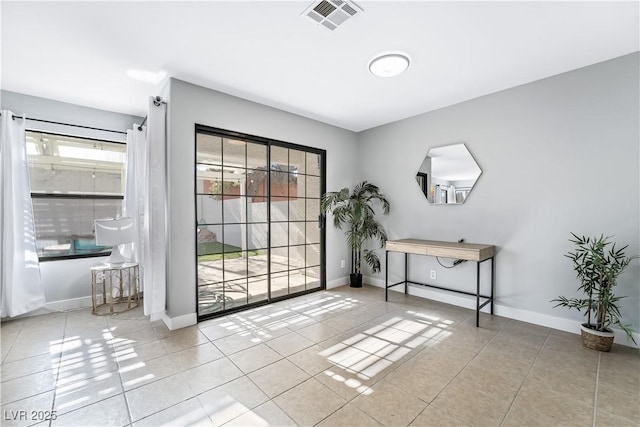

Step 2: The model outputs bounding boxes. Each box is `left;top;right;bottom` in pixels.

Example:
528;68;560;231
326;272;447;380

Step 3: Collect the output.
26;131;126;260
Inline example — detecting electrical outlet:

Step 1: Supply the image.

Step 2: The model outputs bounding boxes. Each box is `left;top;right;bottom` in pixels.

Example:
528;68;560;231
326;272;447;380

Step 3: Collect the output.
430;269;437;280
340;260;345;268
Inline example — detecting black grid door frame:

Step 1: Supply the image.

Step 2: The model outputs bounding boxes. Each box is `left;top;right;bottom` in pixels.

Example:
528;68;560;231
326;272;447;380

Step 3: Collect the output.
194;124;326;321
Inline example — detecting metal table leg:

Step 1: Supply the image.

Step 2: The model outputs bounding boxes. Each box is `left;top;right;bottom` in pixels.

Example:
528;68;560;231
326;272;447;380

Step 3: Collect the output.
491;256;495;314
476;261;480;327
404;253;408;295
385;250;389;302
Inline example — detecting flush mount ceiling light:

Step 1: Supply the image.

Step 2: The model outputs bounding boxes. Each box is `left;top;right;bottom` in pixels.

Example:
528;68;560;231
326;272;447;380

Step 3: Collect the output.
368;53;410;77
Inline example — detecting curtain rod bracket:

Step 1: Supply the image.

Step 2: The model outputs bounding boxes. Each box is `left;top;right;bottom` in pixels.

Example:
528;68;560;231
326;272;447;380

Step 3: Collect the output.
138;116;148;131
139;96;166;130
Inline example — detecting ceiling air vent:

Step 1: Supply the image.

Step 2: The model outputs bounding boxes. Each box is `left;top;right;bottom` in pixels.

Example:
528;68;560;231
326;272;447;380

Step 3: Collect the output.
303;0;363;31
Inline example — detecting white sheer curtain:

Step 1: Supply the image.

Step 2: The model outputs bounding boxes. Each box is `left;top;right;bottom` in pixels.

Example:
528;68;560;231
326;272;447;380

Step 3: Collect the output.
0;111;45;317
124;97;167;319
123;126;146;276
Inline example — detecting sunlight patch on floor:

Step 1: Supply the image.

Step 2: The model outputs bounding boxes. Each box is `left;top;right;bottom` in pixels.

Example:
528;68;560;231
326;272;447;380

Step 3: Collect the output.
202;294;362;343
317;307;456;394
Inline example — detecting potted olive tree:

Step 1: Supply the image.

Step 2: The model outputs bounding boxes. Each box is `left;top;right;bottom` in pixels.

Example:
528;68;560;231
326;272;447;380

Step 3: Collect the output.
321;181;390;287
552;233;638;351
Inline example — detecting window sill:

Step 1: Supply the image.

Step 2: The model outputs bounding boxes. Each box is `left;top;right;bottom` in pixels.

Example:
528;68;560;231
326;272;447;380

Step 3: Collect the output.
38;252;111;262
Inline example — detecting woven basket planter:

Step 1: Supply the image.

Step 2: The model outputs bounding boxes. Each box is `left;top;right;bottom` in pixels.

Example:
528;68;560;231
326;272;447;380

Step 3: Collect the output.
581;324;614;352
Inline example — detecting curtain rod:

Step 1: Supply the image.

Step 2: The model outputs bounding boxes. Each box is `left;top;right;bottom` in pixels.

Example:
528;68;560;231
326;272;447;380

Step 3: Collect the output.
138;116;148;131
0;112;128;135
3;95;165;134
137;96;166;131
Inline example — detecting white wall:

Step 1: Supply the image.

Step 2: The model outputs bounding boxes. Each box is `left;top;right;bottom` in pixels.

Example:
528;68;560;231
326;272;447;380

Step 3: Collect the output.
166;78;359;321
198;196;304;251
357;53;640;344
1;90;141;312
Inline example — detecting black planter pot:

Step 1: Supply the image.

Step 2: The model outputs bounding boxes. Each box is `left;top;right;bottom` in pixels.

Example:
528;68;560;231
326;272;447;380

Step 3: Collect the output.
349;273;363;288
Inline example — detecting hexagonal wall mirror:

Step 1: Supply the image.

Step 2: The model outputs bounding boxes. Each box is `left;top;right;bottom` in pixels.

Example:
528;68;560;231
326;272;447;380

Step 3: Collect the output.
415;143;482;204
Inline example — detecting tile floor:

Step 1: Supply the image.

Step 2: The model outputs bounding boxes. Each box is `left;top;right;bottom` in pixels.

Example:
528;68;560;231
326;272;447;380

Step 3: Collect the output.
1;285;638;427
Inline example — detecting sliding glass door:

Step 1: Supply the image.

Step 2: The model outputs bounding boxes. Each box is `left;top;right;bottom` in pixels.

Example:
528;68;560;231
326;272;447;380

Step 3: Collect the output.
195;125;325;319
269;145;323;299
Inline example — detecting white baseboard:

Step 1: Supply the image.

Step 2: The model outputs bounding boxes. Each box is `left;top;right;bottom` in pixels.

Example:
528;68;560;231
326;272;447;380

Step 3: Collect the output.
363;276;386;289
15;277;638;347
363;275;639;349
162;312;197;330
41;296;197;332
4;295;95;319
44;295;93;313
149;312;164;322
327;276;349;289
493;303;640;348
614;329;640;348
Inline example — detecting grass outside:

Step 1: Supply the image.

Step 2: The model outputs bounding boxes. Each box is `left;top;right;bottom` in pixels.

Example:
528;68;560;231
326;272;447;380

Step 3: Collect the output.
197;241;265;262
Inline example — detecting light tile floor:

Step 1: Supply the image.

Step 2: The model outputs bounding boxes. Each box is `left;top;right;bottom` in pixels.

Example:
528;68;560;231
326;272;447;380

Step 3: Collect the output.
1;285;638;427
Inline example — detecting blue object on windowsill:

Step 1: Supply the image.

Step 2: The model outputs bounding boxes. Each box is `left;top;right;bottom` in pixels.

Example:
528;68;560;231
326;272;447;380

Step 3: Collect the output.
72;239;110;254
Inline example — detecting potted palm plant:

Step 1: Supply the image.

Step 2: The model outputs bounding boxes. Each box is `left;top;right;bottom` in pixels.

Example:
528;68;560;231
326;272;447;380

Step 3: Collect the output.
552;233;637;351
321;181;390;288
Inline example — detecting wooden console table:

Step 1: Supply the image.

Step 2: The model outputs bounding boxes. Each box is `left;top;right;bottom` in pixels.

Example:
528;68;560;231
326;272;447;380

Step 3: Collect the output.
385;239;495;327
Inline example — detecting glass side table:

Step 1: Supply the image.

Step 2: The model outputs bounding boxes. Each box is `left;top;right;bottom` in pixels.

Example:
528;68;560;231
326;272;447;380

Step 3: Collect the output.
91;262;140;315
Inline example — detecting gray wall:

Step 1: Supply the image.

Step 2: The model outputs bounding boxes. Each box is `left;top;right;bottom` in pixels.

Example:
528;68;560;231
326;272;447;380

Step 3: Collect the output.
1;90;140;143
166;78;359;319
358;53;640;339
1;90;141;305
4;52;638;343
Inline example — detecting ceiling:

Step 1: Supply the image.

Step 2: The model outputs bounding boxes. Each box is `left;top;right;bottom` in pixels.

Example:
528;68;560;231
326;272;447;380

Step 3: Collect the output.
1;1;638;132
